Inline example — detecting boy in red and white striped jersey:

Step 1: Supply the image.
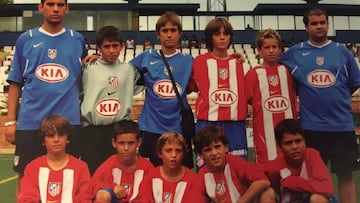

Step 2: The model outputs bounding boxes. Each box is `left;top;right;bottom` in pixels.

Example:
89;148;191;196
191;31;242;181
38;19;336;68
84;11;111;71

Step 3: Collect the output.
245;28;297;164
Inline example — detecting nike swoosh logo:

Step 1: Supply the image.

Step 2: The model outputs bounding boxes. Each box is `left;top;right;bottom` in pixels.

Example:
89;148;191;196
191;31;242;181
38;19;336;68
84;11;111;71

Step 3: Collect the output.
302;52;311;56
150;61;158;65
107;91;116;95
33;42;43;48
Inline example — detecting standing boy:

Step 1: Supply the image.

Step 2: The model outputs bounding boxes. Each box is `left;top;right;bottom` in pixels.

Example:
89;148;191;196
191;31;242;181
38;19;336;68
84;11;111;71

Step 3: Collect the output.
264;119;335;203
18;115;92;203
193;125;276;203
129;11;194;168
5;0;86;176
91;120;153;203
279;7;360;203
80;25;143;174
188;17;248;169
245;28;297;164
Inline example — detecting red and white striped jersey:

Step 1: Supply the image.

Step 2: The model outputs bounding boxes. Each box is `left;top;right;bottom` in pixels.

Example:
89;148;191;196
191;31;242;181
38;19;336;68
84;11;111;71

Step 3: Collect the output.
19;155;92;203
245;64;297;163
191;52;247;121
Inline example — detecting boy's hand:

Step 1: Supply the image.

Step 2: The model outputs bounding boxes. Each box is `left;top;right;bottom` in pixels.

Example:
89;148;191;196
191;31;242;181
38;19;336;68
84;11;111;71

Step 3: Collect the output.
232;52;245;64
114;185;128;200
82;54;99;65
5;125;16;145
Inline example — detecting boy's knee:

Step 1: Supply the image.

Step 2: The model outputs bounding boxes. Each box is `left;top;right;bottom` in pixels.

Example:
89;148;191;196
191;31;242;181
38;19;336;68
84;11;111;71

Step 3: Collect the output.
309;193;330;203
95;189;112;203
258;187;277;203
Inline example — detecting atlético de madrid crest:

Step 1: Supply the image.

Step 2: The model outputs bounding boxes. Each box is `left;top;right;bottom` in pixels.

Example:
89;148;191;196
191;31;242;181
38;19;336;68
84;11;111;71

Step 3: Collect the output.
268;75;279;86
48;49;57;59
316;56;324;66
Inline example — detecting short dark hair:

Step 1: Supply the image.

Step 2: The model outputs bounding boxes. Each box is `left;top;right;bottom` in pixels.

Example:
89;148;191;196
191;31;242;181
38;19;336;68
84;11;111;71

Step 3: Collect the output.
111;120;140;140
274;119;304;146
38;115;73;140
41;0;67;5
156;11;182;34
303;7;328;26
96;25;123;47
205;17;233;51
193;125;229;153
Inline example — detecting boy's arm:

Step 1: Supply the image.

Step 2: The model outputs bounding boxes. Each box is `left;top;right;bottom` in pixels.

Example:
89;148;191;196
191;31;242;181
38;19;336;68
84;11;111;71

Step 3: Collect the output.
236;179;271;203
18;164;40;203
74;162;93;203
282;149;334;197
5;82;21;144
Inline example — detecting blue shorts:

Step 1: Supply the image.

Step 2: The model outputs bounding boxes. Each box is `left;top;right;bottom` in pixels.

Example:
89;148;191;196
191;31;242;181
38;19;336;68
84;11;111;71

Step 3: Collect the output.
99;187;118;203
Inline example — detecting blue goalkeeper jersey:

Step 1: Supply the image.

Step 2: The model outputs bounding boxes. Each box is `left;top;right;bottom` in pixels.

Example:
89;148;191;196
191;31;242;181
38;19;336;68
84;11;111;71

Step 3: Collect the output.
279;40;360;131
7;27;86;130
130;49;193;134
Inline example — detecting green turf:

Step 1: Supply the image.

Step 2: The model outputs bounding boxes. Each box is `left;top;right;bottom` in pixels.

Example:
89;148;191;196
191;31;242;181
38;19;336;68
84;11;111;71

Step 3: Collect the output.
0;154;18;203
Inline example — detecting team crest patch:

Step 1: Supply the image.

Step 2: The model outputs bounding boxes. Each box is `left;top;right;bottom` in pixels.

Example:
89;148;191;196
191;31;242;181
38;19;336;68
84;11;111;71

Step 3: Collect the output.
48;49;57;59
216;181;226;195
48;182;61;197
316;57;324;66
268;75;279;86
219;68;228;80
163;192;172;203
108;76;119;88
164;66;173;76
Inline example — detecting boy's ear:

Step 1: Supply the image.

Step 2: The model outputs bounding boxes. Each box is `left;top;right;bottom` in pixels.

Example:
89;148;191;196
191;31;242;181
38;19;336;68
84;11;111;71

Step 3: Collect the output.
111;138;116;148
137;137;142;148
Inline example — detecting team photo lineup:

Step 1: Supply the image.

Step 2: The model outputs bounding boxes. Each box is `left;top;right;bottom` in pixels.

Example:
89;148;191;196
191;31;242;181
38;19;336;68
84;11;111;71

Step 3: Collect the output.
1;0;360;202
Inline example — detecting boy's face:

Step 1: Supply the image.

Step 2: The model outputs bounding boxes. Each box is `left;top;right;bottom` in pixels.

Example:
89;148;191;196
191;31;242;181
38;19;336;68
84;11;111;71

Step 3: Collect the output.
211;26;231;52
280;133;306;166
200;140;228;172
44;134;68;155
112;133;140;163
158;141;184;170
39;0;68;25
257;38;281;67
98;39;123;63
158;22;181;50
306;14;329;43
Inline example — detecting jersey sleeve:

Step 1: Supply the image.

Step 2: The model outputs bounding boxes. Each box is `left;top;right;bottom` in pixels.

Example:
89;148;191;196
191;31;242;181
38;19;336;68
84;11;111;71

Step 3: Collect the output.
279;45;298;73
7;31;29;85
18;162;41;203
129;49;148;72
287;149;334;197
74;160;93;203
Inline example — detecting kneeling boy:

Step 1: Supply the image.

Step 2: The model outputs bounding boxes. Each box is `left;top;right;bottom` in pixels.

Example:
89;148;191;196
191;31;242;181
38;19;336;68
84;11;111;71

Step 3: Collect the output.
194;125;275;203
264;119;336;203
91;120;154;203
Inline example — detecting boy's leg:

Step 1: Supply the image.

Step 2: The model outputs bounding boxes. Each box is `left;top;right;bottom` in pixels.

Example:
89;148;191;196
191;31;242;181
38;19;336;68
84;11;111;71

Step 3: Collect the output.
337;173;355;203
79;125;115;175
14;130;45;174
326;132;360;203
139;131;162;166
94;188;118;203
14;130;45;202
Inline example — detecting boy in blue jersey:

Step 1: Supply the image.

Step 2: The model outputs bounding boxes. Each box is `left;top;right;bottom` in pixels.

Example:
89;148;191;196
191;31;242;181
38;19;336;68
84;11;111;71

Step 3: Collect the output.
5;0;86;180
279;7;360;203
129;11;194;168
80;25;143;175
